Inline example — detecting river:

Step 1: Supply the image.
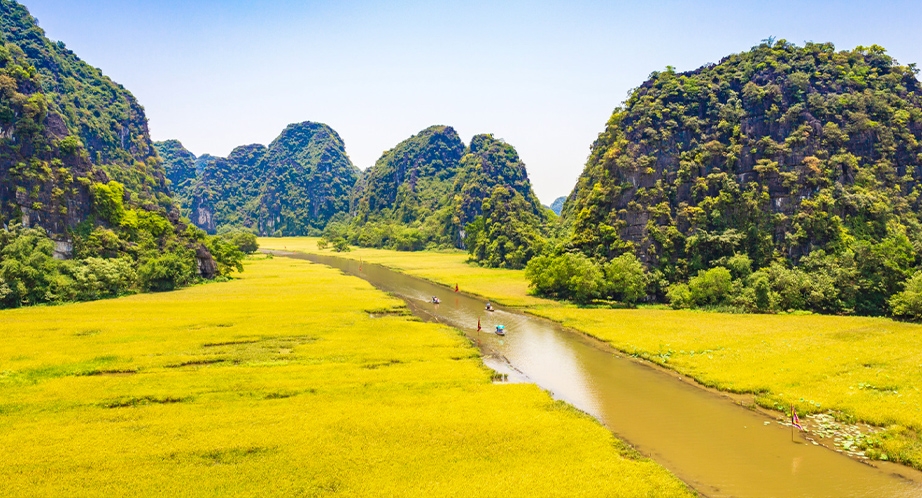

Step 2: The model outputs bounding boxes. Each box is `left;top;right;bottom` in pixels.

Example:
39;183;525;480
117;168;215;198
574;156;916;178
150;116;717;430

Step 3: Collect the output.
278;251;922;497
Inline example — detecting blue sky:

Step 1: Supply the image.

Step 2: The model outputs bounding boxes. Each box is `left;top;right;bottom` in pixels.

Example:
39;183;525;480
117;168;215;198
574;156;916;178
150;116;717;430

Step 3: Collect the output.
21;0;922;203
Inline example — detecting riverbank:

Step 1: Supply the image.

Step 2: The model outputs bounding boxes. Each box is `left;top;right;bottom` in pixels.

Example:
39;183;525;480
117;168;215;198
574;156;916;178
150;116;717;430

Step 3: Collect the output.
260;237;922;471
0;255;691;496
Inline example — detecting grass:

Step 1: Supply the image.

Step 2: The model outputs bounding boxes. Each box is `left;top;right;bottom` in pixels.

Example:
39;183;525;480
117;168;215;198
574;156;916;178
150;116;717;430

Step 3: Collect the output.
0;255;692;497
259;237;922;470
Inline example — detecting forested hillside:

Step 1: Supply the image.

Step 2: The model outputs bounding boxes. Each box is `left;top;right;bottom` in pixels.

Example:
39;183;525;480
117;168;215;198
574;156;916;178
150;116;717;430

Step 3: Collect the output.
156;122;358;236
558;40;922;316
0;0;232;308
329;126;548;268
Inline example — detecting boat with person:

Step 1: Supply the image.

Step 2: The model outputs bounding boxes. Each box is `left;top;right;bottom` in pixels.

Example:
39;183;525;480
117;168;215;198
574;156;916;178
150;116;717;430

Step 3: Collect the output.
485;302;495;312
431;296;441;304
495;325;505;336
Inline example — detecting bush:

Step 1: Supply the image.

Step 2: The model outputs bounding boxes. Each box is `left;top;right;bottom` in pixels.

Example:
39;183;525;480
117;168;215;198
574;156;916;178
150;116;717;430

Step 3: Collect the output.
525;253;604;304
890;272;922;320
138;251;197;292
205;236;244;275
89;181;126;225
666;283;692;309
68;257;137;300
748;270;772;312
332;237;351;252
688;267;733;306
0;226;60;307
603;253;649;304
217;227;259;254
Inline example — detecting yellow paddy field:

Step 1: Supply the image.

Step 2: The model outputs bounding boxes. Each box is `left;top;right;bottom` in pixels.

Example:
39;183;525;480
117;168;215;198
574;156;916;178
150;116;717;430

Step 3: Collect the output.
261;237;922;470
0;255;691;497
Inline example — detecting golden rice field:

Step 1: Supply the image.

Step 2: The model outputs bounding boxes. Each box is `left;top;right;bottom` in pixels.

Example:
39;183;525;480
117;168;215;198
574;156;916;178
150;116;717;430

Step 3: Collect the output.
260;237;922;470
0;255;692;497
260;237;550;307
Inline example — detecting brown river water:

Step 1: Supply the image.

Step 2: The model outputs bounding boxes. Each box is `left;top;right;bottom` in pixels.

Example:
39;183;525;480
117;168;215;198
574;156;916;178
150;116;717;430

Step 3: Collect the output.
280;251;922;497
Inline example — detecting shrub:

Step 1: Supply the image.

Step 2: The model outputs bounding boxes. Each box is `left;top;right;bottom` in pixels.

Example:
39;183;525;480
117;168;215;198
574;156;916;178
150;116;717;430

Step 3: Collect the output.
890;272;922;320
332;237;351;252
0;226;60;307
89;181;126;225
138;251;197;292
217;227;259;254
206;236;245;276
525;252;604;304
748;270;772;311
688;267;733;306
603;253;649;304
68;257;137;300
666;283;692;309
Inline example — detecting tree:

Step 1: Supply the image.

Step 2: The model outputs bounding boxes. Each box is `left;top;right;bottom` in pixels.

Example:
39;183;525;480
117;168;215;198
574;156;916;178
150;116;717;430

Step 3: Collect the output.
604;253;649;304
138;251;197;292
0;226;59;307
525;252;604;304
890;272;922;320
688;267;734;306
205;236;245;275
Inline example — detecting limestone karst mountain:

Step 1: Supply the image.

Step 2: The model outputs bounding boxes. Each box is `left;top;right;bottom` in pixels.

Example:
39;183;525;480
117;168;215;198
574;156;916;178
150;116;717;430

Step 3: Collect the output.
156;122;359;236
563;40;922;314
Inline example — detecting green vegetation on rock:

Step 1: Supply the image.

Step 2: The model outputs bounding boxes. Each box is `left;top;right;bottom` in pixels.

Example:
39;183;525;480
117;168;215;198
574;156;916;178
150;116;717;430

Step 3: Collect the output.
155;122;358;236
554;40;922;317
330;127;548;268
0;0;223;308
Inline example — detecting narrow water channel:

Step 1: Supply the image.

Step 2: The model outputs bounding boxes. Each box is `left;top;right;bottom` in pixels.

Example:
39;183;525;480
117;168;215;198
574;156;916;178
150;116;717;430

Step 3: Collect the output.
280;251;922;498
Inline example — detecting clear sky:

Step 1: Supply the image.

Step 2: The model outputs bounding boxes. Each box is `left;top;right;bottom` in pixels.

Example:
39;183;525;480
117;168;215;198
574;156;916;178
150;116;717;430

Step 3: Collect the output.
20;0;922;204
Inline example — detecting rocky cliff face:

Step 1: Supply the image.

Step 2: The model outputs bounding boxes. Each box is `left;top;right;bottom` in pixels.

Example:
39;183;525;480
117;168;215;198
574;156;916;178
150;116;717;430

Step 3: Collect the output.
0;0;213;270
566;41;922;279
157;122;358;236
549;197;566;216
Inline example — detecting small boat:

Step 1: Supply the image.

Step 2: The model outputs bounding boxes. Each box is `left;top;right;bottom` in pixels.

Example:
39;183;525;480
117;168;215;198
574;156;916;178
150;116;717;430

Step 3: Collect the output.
495;325;506;336
431;297;441;304
485;302;495;312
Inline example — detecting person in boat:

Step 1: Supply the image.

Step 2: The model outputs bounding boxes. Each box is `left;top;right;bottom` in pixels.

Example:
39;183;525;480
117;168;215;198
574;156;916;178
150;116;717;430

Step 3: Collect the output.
485;301;494;311
495;324;505;335
432;296;441;304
